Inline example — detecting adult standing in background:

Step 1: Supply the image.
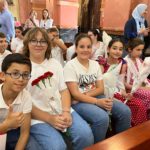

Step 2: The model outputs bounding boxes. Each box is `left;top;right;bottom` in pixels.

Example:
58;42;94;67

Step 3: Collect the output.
0;0;15;42
124;4;149;42
124;3;149;58
24;10;39;31
124;4;150;58
40;9;53;29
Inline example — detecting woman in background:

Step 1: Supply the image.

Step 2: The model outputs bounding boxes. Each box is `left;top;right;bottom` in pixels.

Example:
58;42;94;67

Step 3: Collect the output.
24;10;39;31
40;9;53;29
124;4;149;58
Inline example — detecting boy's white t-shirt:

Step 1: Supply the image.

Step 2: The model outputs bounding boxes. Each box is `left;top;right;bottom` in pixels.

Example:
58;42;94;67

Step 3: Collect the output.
0;50;12;72
66;45;75;61
64;57;103;93
11;37;23;53
26;58;67;125
0;84;32;123
51;39;65;66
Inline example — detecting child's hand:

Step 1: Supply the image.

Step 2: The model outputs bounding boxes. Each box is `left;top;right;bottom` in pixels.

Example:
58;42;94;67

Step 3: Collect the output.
97;98;113;111
126;93;133;99
49;114;68;131
62;112;72;127
4;105;25;130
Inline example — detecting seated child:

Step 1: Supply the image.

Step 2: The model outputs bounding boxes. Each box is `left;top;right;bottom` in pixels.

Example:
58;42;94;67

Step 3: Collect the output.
64;34;131;143
0;32;11;71
125;38;150;119
0;53;41;150
98;38;147;126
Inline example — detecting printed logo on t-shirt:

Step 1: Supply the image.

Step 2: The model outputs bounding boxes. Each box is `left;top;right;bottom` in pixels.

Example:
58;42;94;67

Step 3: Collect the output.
79;73;97;92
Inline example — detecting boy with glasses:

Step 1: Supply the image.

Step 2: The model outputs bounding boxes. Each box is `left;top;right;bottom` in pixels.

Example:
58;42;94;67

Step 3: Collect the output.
0;53;42;150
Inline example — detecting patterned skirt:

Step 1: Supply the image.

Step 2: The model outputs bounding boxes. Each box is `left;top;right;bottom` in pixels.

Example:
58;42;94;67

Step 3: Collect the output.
133;88;150;119
114;93;147;126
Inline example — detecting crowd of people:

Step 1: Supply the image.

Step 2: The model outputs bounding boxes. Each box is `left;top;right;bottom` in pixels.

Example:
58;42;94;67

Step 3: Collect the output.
0;0;150;149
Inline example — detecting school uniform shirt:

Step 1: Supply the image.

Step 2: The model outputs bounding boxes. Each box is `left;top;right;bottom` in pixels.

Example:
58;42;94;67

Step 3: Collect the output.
0;84;32;123
0;50;11;71
26;58;67;125
64;57;103;93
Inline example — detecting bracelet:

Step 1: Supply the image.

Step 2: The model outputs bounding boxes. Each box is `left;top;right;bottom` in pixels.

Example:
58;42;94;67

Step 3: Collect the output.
62;109;70;113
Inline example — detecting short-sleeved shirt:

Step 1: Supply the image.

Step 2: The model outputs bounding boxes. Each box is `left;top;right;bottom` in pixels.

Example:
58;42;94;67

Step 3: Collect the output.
64;57;103;93
66;45;75;61
11;37;23;53
0;50;12;71
51;39;65;66
40;19;53;29
91;41;105;60
26;58;67;125
0;84;32;123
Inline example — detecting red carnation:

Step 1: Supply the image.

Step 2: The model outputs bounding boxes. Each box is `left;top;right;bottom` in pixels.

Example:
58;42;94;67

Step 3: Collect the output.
31;78;41;89
38;75;46;87
44;71;53;78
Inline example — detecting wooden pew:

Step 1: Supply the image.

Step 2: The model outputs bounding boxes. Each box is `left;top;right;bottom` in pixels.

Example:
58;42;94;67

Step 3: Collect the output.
85;120;150;150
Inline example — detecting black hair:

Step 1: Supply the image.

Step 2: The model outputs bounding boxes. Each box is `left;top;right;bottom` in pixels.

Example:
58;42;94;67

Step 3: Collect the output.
88;28;102;41
42;9;50;19
126;38;145;52
108;38;125;48
0;32;6;38
2;53;32;73
71;33;92;59
47;27;59;33
15;26;23;32
22;28;31;36
75;33;92;47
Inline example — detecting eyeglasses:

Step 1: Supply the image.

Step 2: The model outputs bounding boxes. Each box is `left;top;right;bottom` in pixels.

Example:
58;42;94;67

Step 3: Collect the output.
5;72;31;80
30;40;48;47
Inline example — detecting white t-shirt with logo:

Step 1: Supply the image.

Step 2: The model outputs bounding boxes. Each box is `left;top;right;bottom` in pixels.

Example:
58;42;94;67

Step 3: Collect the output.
64;57;103;93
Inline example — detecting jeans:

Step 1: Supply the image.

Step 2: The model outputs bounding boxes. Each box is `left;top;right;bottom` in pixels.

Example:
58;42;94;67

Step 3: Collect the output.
6;128;42;150
30;111;94;150
72;96;131;143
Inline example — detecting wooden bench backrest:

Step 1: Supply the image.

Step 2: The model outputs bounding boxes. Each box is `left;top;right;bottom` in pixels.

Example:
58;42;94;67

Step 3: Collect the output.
85;121;150;150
